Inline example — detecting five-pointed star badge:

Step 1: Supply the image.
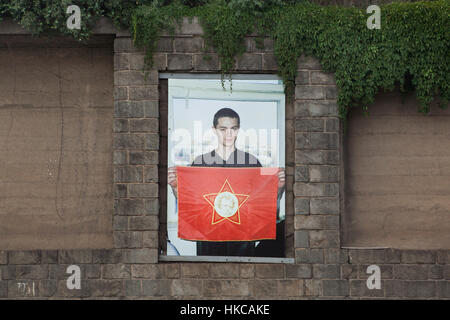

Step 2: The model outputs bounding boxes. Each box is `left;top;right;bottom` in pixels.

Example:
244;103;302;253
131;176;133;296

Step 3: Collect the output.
203;179;250;225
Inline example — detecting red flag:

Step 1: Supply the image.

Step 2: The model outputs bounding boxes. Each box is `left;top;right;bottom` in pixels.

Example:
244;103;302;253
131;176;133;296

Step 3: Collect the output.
177;167;278;241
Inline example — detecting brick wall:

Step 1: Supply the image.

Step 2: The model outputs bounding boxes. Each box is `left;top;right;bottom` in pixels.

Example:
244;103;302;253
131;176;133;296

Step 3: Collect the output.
0;18;448;299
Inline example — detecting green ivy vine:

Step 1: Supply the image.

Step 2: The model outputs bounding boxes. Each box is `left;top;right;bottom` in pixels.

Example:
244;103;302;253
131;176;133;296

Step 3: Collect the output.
0;0;126;40
0;0;449;119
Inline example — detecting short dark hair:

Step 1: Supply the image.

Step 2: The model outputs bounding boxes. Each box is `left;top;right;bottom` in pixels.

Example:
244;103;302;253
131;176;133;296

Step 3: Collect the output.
213;108;240;128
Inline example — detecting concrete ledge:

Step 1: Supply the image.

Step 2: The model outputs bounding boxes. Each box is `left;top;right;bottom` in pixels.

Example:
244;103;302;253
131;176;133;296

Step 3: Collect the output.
0;17;125;35
159;255;295;264
0;18;29;34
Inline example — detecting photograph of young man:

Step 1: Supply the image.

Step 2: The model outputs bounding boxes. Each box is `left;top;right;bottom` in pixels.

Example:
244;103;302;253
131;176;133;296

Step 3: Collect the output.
168;107;285;256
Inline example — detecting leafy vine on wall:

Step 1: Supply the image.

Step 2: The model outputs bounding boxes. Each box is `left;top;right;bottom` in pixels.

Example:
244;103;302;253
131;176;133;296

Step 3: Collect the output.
0;0;448;119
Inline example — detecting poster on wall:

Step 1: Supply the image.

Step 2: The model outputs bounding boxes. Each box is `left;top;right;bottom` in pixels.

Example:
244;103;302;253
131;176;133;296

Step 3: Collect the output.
166;77;286;257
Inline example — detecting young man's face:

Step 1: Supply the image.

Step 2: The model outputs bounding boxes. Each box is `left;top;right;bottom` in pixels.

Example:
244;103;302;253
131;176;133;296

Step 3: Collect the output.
213;117;239;149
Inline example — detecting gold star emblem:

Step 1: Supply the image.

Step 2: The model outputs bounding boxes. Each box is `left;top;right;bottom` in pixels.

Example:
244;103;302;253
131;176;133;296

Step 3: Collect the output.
203;179;250;225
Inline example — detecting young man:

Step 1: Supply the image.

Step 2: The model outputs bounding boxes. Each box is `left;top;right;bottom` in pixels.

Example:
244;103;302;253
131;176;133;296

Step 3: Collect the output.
168;108;285;256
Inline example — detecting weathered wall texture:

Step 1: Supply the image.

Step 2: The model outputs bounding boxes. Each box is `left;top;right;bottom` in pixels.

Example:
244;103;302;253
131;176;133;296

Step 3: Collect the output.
0;18;448;299
343;91;450;249
0;36;114;250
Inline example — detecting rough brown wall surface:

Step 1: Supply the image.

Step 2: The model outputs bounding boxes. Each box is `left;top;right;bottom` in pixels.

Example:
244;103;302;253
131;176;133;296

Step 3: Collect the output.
343;92;450;249
0;19;448;299
0;36;114;250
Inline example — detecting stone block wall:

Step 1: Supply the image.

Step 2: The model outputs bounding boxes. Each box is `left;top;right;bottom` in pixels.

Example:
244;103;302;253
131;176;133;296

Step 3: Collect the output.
0;17;448;299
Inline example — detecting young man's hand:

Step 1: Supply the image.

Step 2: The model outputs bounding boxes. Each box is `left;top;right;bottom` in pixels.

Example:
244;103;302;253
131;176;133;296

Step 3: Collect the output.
278;168;286;190
277;168;286;200
168;166;178;198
